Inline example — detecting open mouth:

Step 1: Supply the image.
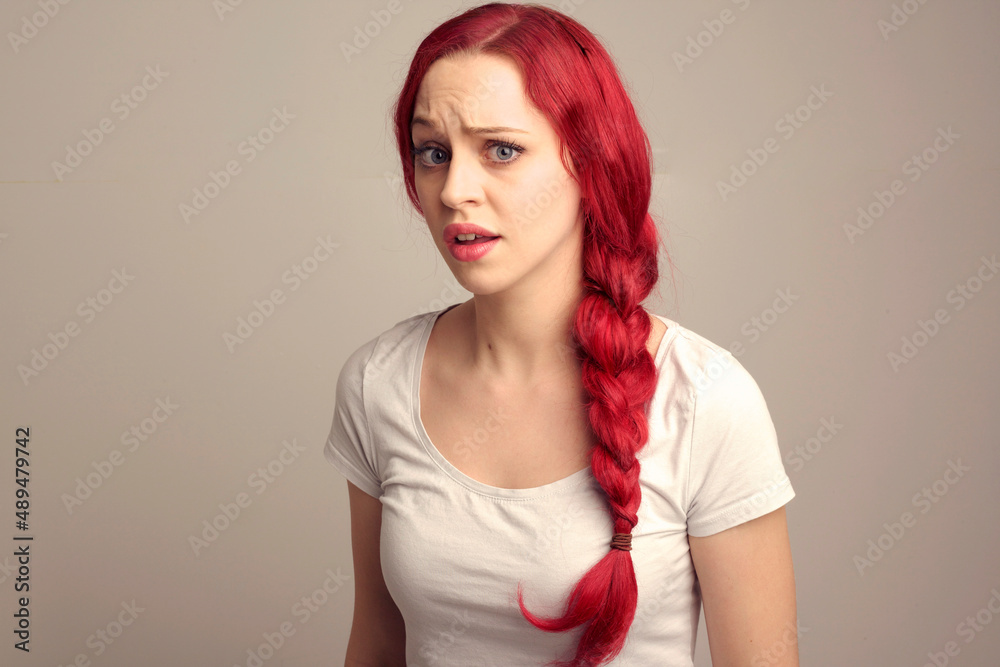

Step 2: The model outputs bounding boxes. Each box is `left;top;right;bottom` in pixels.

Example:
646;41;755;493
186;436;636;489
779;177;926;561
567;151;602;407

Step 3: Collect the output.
454;234;500;245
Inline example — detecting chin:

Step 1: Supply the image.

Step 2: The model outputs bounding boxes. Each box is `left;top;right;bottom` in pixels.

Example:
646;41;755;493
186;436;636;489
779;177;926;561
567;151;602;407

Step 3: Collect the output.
444;270;508;298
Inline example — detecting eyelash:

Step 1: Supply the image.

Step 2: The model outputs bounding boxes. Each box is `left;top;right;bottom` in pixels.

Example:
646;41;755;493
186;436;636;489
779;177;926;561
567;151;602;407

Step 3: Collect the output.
410;138;526;169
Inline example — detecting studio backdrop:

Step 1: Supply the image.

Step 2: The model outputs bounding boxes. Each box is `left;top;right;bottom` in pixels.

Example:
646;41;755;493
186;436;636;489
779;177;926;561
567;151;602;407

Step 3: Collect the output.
1;1;998;665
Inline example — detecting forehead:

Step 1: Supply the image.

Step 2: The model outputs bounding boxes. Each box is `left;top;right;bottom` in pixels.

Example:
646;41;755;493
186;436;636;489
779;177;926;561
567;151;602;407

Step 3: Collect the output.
412;53;539;131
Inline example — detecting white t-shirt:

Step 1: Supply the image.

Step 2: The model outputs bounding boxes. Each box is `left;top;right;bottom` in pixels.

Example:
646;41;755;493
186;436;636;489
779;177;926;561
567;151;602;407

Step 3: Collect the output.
324;304;795;666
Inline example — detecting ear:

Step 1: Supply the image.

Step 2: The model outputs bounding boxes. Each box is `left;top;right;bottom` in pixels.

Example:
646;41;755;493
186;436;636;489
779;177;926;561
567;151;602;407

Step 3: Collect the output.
562;143;580;180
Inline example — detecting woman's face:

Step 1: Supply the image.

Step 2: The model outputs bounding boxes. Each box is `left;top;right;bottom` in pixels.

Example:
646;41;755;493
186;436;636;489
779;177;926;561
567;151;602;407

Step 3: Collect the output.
410;53;584;296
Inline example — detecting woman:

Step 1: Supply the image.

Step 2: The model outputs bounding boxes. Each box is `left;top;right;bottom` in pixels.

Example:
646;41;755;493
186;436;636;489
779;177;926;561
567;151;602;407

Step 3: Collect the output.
325;3;798;665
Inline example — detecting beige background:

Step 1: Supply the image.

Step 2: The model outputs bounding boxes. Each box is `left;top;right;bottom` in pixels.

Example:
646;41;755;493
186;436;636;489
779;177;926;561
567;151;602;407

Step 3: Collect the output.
2;1;998;665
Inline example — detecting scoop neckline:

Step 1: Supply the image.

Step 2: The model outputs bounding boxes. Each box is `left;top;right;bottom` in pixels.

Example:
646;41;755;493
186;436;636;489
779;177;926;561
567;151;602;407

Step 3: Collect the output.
409;303;677;500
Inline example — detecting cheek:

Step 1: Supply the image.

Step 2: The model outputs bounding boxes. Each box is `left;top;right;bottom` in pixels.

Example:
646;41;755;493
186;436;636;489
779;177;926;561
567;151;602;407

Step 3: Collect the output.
506;165;579;235
413;173;438;211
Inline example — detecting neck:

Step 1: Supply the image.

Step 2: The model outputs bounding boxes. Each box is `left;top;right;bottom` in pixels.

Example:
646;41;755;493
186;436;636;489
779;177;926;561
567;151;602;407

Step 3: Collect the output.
468;289;582;379
455;252;587;385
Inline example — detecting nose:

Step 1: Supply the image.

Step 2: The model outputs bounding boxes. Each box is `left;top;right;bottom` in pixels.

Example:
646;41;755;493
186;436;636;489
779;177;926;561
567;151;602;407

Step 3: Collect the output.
439;147;484;210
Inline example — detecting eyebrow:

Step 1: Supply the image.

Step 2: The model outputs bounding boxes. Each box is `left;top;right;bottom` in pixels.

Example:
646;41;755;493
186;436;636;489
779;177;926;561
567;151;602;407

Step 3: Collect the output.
411;116;529;135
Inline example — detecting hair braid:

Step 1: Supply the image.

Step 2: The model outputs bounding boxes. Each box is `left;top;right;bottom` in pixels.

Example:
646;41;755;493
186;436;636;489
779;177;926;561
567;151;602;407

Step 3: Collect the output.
392;4;669;665
515;220;659;667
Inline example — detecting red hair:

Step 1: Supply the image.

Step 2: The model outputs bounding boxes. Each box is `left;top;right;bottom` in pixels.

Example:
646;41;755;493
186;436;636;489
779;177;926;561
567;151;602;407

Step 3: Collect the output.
392;4;668;665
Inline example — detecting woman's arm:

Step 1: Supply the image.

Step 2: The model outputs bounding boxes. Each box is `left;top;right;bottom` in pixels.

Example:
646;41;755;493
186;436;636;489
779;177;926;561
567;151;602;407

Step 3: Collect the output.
688;506;800;666
344;481;407;667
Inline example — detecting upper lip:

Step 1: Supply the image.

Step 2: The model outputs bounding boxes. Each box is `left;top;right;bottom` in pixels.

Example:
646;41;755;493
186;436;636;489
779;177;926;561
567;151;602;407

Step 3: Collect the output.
443;223;501;244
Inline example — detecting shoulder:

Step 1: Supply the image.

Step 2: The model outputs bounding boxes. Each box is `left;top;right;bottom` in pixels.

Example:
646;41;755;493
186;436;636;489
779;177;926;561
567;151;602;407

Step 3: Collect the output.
648;315;773;427
649;314;743;390
337;308;442;385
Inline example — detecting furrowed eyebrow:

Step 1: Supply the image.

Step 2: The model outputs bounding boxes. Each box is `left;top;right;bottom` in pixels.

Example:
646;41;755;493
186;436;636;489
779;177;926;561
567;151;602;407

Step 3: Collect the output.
411;116;528;135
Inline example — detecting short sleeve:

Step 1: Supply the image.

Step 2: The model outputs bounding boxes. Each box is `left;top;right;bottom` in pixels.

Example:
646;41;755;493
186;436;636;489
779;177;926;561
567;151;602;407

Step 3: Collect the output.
685;350;794;537
323;338;383;499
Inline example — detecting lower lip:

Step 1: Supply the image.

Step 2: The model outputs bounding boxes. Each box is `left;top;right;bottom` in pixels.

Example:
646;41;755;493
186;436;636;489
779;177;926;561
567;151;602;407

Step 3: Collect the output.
446;237;500;262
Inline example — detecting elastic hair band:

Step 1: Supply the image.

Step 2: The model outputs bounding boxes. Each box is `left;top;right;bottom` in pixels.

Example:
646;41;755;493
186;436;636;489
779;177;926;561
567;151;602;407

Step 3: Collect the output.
610;533;632;551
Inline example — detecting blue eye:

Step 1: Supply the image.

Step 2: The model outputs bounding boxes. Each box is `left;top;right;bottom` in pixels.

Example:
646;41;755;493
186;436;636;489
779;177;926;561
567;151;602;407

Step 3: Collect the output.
485;139;524;164
410;138;525;168
412;146;448;165
491;143;517;161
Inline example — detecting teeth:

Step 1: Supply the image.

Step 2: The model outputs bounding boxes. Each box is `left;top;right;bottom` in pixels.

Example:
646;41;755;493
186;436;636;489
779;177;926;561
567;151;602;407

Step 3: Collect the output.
456;233;489;241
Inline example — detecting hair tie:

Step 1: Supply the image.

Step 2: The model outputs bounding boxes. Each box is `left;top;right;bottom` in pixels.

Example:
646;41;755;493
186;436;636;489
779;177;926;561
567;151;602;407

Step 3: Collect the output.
610;533;632;551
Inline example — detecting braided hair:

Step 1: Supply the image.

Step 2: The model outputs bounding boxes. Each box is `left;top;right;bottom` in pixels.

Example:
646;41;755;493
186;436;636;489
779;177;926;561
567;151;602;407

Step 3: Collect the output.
392;4;668;664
